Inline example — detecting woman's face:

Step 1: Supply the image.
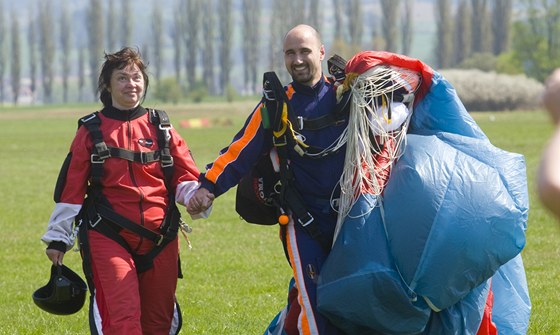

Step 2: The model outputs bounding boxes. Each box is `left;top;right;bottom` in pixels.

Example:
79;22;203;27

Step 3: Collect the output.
108;64;145;110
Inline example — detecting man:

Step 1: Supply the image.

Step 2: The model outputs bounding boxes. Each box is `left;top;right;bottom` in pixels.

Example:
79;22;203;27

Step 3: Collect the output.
538;68;560;220
188;24;346;334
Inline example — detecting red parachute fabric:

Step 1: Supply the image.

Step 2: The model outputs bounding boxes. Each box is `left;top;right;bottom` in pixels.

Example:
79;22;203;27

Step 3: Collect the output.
344;50;434;103
477;288;498;335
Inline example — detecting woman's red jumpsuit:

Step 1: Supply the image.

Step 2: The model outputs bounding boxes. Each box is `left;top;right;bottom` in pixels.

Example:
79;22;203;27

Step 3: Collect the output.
42;106;202;334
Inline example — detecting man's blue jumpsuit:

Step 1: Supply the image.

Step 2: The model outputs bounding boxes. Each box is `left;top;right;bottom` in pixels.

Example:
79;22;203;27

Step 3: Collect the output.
199;76;346;335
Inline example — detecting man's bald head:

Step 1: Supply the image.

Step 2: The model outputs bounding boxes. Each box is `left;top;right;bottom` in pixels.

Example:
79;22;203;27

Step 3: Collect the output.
283;25;325;86
283;24;322;49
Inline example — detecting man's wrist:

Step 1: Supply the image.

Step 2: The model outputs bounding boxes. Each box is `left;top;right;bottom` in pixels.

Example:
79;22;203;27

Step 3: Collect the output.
199;176;216;194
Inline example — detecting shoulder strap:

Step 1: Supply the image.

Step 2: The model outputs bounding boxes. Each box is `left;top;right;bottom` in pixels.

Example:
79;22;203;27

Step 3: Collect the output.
295;89;350;131
78;112;107;186
148;109;179;236
259;72;330;250
149;109;175;192
261;71;290;133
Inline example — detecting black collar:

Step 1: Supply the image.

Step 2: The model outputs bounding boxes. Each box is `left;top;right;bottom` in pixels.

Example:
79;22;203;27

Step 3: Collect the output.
101;105;147;121
291;76;326;96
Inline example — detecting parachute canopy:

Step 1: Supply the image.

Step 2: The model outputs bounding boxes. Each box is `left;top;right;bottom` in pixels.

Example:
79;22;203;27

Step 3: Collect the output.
317;50;530;334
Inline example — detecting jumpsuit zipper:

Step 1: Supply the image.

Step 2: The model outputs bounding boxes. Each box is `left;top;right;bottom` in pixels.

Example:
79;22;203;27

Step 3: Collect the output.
126;118;147;253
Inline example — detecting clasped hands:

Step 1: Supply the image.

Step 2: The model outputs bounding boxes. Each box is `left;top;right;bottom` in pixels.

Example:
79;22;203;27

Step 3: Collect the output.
187;187;215;215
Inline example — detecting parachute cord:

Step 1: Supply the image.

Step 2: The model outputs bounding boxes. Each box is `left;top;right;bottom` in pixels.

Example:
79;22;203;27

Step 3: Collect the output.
333;65;420;241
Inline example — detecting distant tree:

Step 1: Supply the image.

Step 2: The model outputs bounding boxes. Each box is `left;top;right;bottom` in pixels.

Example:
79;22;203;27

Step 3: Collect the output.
471;0;492;53
491;0;512;55
121;0;132;47
151;0;163;83
182;0;201;89
307;0;322;33
78;46;86;102
153;77;182;104
453;0;472;66
512;0;560;81
348;0;363;52
268;0;280;78
88;0;104;100
106;0;116;51
28;8;37;104
171;0;182;84
0;0;5;103
142;44;149;67
10;13;20;105
242;0;261;93
201;0;215;94
60;0;72;103
218;0;233;95
330;0;350;56
332;0;344;41
401;0;414;55
380;0;400;52
371;22;384;52
435;0;453;68
288;0;304;25
269;0;300;82
38;1;55;103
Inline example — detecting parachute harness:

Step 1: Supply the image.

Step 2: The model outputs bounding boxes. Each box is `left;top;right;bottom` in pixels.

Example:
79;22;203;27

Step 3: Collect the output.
334;65;422;240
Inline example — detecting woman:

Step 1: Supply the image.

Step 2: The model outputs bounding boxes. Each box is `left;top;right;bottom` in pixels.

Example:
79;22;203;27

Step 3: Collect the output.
41;47;207;334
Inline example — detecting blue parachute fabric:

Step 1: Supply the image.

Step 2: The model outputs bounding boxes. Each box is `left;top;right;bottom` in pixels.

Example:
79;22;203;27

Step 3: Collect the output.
422;280;490;335
410;71;487;140
263;307;288;335
382;133;528;310
316;194;431;334
491;254;531;335
316;70;530;334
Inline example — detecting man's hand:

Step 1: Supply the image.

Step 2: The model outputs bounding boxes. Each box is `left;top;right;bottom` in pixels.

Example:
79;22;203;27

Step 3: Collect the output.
543;68;560;124
187;187;215;215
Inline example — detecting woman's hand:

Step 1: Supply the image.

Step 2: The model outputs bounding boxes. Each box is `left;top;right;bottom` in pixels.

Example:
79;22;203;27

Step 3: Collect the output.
46;249;65;266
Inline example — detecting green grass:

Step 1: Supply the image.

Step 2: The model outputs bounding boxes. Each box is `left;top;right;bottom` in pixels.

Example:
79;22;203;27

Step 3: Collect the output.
0;103;558;334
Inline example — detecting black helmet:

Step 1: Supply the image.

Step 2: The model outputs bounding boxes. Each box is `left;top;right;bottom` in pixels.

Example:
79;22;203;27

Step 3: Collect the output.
32;264;87;315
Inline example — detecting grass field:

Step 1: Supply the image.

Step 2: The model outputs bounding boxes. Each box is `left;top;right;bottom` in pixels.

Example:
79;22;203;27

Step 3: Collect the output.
0;102;558;334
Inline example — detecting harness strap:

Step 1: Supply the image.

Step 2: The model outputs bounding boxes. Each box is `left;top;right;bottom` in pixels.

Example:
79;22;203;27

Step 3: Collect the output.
77;109;181;273
96;203;175;246
263;72;331;250
151;109;175;188
293;89;351;131
77;198;95;294
263;72;349;159
79;113;105;185
91;147;162;164
295;112;346;131
263;72;289;133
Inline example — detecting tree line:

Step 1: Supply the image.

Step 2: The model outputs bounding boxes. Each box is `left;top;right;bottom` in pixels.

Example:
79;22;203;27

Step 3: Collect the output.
0;0;558;105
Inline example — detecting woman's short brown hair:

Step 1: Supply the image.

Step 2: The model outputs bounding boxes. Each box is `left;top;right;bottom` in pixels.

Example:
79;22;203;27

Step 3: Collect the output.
97;47;149;108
